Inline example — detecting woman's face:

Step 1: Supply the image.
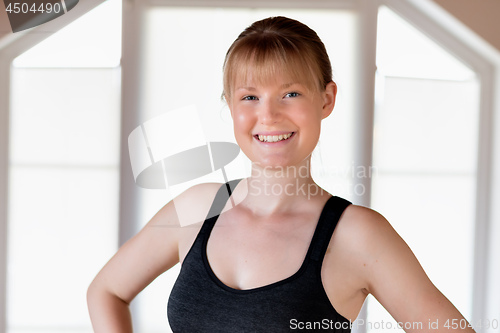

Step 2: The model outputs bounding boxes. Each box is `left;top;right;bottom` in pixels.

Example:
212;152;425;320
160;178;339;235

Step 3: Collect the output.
227;71;336;169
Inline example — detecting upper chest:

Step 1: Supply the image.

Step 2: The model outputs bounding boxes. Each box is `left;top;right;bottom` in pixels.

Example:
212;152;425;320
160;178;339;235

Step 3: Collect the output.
204;204;323;290
176;197;366;321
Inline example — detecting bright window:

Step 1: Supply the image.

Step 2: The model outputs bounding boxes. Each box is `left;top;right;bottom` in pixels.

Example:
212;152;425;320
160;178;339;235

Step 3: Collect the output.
366;6;478;330
6;1;121;332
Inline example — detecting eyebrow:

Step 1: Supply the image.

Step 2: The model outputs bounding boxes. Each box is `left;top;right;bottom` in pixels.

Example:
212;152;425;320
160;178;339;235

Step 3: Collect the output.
235;83;299;91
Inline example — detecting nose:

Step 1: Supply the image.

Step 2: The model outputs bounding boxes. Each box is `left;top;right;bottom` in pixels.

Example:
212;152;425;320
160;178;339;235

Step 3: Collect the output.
258;99;282;125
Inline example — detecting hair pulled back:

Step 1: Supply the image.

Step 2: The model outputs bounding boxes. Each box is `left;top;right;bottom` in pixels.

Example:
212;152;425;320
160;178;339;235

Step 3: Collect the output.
223;16;333;99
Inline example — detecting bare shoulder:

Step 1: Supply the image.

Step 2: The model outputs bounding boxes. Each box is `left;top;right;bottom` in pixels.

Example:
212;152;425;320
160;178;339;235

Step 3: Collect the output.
87;181;225;305
336;204;400;251
334;204;432;296
172;182;224;226
144;181;223;231
331;204;412;290
331;205;473;328
339;203;387;226
173;182;224;262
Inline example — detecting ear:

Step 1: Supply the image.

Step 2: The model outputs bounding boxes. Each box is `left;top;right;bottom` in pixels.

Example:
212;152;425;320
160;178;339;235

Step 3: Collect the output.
321;81;337;119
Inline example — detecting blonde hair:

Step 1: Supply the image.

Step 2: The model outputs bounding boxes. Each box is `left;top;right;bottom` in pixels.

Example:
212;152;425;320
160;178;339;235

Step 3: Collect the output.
223;16;333;100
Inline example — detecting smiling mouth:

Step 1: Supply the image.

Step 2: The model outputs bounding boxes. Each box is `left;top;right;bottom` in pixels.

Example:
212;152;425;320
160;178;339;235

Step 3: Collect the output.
255;132;295;143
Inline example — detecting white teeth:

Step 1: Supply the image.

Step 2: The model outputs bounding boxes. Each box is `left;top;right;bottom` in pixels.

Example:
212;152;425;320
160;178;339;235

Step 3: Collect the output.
257;132;293;142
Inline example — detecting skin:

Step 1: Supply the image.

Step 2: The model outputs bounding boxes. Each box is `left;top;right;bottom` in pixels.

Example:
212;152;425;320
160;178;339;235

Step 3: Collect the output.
87;71;475;332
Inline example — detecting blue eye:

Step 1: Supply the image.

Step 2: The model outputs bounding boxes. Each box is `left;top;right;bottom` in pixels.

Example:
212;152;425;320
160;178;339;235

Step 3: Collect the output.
285;92;300;98
243;95;258;101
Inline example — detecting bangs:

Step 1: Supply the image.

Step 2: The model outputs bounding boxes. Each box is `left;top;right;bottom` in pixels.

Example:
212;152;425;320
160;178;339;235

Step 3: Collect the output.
223;35;323;99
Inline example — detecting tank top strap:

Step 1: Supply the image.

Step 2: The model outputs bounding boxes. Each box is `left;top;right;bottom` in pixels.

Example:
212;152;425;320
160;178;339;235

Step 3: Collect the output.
199;178;243;235
309;196;352;262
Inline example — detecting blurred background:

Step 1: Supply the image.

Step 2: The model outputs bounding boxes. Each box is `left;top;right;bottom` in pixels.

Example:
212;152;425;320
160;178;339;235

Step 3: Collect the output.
0;0;499;332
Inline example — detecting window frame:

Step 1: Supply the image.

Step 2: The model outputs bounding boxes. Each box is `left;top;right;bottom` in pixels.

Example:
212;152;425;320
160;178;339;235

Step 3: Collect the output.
381;0;497;326
0;1;112;332
0;0;499;332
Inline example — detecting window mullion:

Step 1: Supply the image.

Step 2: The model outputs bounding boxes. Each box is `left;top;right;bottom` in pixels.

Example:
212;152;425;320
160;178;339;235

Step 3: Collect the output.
351;1;380;331
120;1;147;330
0;56;10;333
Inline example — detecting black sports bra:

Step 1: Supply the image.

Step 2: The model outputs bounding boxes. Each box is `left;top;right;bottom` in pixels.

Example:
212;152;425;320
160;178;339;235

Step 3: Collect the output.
167;179;352;332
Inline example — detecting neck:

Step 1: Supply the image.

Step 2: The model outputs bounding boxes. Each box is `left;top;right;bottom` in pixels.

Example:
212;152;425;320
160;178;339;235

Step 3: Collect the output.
239;157;326;216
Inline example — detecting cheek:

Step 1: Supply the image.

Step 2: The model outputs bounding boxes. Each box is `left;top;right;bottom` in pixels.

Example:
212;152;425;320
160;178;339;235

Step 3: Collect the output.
296;107;322;141
233;109;254;131
232;112;254;144
295;106;323;127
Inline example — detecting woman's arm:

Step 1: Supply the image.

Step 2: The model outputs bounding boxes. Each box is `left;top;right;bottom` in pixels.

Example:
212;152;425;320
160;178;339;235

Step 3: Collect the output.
350;206;474;332
86;182;222;332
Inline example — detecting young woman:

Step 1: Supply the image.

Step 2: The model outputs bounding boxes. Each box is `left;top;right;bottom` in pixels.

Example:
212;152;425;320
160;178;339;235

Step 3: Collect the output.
87;16;475;332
